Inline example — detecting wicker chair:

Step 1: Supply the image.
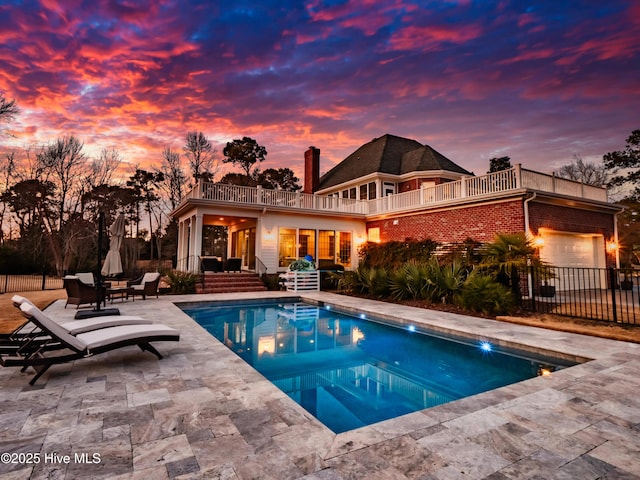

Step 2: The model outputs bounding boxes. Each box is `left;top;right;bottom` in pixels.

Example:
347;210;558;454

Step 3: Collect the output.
225;257;242;272
127;272;161;300
63;276;99;309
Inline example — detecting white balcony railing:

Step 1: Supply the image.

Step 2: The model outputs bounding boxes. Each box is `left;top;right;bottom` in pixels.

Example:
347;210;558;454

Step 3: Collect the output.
187;183;369;214
183;165;609;216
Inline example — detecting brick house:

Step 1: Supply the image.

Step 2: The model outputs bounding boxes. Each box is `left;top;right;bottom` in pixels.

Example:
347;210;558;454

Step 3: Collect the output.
171;134;621;276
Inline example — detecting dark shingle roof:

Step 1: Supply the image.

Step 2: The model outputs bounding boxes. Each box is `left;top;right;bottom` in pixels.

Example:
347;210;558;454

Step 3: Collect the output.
400;146;472;176
316;134;471;191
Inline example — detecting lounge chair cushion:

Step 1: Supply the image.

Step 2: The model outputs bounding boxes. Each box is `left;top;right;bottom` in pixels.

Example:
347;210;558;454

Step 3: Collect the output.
21;303;85;351
132;272;160;290
60;316;152;335
78;324;179;351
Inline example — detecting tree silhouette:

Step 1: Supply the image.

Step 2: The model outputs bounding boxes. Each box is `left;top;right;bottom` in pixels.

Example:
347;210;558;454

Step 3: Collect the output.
604;129;640;196
488;156;512;173
0;93;18;131
223;137;267;176
183;131;216;182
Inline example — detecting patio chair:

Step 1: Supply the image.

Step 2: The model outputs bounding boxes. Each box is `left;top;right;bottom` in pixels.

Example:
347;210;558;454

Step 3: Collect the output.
0;302;180;385
63;276;100;309
225;257;242;272
127;272;161;300
200;256;222;273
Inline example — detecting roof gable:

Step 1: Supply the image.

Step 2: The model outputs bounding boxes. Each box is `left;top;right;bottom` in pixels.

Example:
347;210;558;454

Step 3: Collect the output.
317;134;471;190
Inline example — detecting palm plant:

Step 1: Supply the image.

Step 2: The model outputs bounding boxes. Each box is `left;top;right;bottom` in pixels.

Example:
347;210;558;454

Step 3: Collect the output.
480;232;542;302
357;265;390;297
425;258;466;304
456;271;515;315
390;260;430;300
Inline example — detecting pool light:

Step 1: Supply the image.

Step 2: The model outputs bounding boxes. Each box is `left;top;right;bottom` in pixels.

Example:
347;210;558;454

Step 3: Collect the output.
407;325;416;332
480;341;493;353
360;313;366;319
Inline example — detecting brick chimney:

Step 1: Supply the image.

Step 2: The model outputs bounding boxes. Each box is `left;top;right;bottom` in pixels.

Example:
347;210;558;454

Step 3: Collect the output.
303;146;320;194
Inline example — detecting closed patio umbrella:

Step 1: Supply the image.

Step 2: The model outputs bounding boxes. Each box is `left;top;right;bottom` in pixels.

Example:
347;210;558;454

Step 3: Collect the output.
101;213;125;277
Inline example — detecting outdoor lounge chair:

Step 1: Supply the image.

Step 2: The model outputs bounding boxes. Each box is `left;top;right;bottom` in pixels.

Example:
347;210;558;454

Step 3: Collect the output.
4;296;155;351
127;272;161;300
0;303;180;385
9;295;152;336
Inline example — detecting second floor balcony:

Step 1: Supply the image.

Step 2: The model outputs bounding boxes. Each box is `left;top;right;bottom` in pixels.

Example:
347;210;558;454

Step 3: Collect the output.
180;165;610;217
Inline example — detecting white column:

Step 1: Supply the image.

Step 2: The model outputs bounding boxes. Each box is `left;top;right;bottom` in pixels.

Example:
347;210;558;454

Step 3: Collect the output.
187;215;197;273
185;216;194;272
192;213;204;273
180;219;191;271
176;220;185;270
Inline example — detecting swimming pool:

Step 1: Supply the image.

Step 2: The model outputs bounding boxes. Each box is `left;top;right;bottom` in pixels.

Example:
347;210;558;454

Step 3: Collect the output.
180;299;578;433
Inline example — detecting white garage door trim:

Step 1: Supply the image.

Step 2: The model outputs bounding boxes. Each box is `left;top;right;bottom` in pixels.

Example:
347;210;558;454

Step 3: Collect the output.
538;228;606;290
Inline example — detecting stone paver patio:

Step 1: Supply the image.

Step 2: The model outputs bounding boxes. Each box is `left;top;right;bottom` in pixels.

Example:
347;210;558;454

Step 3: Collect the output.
1;291;639;479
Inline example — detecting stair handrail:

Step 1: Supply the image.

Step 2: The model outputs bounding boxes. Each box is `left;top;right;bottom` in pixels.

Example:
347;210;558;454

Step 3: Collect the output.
255;256;268;276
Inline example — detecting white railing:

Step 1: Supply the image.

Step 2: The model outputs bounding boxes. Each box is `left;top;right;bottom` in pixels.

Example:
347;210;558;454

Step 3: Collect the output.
195;183;368;214
279;271;320;291
183;165;609;216
520;168;607;201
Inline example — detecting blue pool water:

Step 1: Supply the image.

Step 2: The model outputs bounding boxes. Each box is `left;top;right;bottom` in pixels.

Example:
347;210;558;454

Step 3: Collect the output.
180;299;576;433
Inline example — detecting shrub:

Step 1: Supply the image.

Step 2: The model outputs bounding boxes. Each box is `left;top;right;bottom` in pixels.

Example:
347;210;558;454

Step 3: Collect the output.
390;260;430;300
425;258;467;304
356;265;390;297
261;273;281;291
360;239;438;269
165;270;198;294
330;270;359;292
334;265;391;297
455;272;515;315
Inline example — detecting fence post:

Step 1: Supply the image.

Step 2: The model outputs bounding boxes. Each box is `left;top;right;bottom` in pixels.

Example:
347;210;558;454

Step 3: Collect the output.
609;267;618;323
530;265;536;313
42;270;47;290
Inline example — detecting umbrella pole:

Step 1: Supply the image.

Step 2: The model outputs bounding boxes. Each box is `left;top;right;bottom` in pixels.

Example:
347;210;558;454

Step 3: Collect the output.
75;212;120;319
96;212;104;311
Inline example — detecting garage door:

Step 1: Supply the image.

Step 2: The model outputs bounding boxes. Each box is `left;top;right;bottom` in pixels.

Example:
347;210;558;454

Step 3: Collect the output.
538;229;606;290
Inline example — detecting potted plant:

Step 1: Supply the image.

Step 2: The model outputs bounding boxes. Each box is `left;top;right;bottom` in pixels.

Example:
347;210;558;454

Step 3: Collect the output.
538;266;556;298
539;280;556;298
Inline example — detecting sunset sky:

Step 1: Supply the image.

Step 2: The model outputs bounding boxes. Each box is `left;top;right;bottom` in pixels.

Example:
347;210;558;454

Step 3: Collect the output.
1;0;639;181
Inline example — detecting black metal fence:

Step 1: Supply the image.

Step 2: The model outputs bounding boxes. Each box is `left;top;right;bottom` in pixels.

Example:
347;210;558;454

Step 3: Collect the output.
0;274;64;294
522;266;639;325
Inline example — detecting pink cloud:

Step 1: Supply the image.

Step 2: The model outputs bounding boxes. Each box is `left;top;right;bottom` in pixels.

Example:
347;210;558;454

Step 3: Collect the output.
386;23;483;52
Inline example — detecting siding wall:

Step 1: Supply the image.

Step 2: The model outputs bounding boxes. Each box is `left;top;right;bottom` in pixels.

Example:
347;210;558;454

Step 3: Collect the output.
257;211;367;272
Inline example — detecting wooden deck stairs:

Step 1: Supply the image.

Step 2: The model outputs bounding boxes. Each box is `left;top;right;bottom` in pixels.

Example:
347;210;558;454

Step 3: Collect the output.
196;272;268;294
